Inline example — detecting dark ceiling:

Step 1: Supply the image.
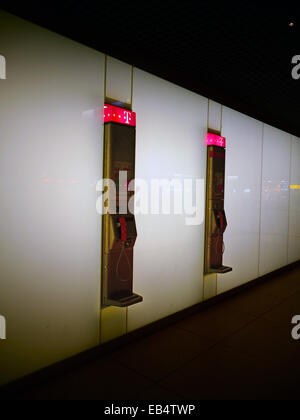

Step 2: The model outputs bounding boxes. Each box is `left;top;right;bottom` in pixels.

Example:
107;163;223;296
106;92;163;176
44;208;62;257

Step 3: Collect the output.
2;1;300;136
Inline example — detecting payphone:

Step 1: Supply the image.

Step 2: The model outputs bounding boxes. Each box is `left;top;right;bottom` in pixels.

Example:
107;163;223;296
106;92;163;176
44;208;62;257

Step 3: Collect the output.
102;104;143;307
204;132;232;274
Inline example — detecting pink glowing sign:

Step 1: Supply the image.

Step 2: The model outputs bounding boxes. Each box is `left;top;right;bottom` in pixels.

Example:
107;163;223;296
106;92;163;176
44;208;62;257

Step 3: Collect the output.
206;132;226;148
103;104;136;126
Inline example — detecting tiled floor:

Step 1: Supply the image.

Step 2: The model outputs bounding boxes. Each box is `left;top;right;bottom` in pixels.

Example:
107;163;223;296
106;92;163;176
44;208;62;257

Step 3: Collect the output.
12;266;300;399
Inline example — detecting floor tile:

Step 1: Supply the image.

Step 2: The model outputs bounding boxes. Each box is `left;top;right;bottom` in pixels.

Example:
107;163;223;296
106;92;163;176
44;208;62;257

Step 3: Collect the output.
219;287;285;317
262;291;300;326
18;357;153;400
222;317;300;368
258;272;300;299
175;305;256;346
159;344;297;400
111;326;207;381
132;384;184;400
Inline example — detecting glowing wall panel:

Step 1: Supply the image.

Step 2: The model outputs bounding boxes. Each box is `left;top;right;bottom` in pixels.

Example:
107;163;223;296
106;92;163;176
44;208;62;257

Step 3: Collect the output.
208;100;222;132
259;125;291;276
288;136;300;263
127;69;208;331
218;108;263;294
106;56;132;105
0;11;104;385
100;307;127;343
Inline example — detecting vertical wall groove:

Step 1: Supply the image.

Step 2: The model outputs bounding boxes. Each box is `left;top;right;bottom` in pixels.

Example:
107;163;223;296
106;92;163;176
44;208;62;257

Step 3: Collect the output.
257;123;265;276
287;134;293;264
99;56;108;345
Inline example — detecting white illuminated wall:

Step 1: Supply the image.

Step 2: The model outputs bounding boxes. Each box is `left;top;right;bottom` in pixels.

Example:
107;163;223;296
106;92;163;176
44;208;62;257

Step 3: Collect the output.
220;115;300;293
259;126;291;276
219;108;263;293
0;10;300;387
128;69;207;331
0;11;104;385
289;136;300;263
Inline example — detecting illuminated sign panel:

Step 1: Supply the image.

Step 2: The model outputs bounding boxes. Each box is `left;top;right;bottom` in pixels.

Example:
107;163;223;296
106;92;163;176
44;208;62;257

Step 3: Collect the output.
206;132;226;148
103;104;136;126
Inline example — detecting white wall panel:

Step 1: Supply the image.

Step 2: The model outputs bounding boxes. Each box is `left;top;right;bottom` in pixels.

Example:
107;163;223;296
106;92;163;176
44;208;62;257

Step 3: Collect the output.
0;11;104;385
106;56;132;104
203;273;217;300
259;125;291;276
128;69;208;331
100;307;127;343
218;107;263;293
208;100;222;132
288;136;300;263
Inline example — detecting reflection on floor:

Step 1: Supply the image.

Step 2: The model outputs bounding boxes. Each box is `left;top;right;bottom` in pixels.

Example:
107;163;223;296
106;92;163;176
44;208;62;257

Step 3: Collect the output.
12;266;300;400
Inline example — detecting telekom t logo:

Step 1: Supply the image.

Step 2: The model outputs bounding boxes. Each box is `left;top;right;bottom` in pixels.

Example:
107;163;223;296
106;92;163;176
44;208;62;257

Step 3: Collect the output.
0;315;6;340
0;55;6;79
124;110;130;124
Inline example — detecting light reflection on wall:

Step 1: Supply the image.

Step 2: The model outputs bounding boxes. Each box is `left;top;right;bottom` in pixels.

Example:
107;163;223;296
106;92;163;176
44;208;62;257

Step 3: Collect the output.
262;180;290;201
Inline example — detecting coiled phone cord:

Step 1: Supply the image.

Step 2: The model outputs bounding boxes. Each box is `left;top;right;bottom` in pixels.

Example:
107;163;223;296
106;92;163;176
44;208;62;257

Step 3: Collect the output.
116;242;132;283
215;211;225;256
215;228;225;256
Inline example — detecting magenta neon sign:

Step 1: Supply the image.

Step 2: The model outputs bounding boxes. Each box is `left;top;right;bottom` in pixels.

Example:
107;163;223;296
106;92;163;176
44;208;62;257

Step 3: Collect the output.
103;104;136;126
206;132;226;148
